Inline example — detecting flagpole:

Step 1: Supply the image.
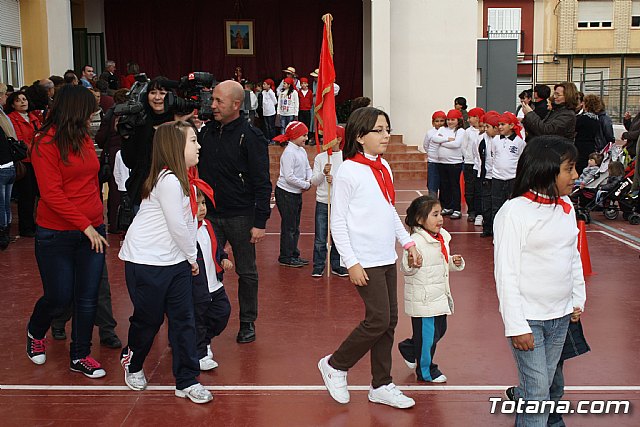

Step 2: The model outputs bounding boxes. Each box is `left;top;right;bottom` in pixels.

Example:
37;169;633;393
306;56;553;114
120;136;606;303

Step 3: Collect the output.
326;152;332;277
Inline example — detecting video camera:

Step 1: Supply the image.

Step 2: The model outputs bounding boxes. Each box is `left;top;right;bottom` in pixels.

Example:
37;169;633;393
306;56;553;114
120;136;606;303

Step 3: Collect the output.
114;73;150;137
165;72;216;121
115;71;216;138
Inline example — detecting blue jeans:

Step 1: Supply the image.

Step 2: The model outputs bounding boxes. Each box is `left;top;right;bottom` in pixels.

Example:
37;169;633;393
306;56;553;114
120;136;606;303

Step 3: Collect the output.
28;224;106;359
275;186;302;262
280;115;294;133
313;201;341;271
0;165;15;228
263;115;276;140
427;161;440;196
209;214;259;323
509;314;570;427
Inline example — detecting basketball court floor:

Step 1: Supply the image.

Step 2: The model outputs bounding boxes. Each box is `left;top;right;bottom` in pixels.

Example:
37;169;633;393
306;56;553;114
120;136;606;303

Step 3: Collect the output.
0;181;638;426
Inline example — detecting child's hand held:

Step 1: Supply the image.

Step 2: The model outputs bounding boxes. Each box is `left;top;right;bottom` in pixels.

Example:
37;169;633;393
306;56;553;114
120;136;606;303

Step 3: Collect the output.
452;254;462;267
221;259;234;271
511;333;535;351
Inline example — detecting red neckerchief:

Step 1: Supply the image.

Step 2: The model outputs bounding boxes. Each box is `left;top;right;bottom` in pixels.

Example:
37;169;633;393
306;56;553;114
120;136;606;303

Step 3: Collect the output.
198;218;223;273
188;167;215;218
430;231;449;263
522;191;572;214
349;152;395;205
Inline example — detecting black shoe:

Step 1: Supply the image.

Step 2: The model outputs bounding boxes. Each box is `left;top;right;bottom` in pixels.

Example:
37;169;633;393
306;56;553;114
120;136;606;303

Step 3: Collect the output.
480;231;493;238
279;258;305;268
236;322;255;343
296;257;310;265
51;327;66;340
505;386;516;401
20;230;36;238
311;268;324;277
441;209;453;216
331;267;349;277
100;335;123;349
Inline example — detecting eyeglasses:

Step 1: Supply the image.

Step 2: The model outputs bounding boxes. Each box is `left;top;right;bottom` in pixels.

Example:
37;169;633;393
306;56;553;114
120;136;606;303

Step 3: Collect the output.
367;128;392;136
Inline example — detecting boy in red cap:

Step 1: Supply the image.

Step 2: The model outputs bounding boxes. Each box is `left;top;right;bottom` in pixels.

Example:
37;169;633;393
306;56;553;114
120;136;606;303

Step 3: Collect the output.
424;111;446;196
479;111;501;237
297;78;314;144
274;122;311;267
310;126;348;277
463;107;485;223
492;112;526;221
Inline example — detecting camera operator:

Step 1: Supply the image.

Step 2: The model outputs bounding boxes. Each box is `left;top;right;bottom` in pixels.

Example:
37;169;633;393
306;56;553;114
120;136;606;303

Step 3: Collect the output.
120;77;191;208
198;80;272;344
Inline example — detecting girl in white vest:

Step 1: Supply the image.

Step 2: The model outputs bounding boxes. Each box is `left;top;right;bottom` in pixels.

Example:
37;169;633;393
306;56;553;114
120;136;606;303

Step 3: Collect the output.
397;195;465;383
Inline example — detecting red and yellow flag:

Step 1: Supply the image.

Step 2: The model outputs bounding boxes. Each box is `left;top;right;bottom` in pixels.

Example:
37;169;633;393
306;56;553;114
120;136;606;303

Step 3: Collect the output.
314;14;337;154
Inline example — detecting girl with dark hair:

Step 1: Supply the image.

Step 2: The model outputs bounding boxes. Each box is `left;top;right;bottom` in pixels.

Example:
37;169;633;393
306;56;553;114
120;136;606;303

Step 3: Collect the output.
120;77;178;208
26;84;109;378
398;195;465;383
276;77;299;133
318;107;421;409
6;90;41;237
494;136;586;426
119;121;213;404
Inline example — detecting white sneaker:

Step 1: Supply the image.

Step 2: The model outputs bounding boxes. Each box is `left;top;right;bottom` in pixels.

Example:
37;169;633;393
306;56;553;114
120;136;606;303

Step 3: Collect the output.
450;211;462;219
403;359;417;370
207;344;213;359
175;383;213;404
430;374;447;383
124;366;148;390
368;383;415;409
199;356;219;371
318;355;349;404
474;215;483;226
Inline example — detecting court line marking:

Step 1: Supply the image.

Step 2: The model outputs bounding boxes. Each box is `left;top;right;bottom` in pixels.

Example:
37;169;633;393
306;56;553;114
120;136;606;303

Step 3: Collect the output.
590;230;640;251
2;385;639;392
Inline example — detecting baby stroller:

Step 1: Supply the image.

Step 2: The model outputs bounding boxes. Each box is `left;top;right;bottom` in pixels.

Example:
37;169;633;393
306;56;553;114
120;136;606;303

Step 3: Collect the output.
574;159;639;225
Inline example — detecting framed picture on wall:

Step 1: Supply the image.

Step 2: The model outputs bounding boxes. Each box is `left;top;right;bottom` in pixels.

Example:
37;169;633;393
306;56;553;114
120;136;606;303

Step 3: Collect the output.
225;20;255;56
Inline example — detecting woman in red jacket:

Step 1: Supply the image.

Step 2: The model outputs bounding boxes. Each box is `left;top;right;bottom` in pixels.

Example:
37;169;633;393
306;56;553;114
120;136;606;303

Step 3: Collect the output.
6;91;41;237
26;85;109;378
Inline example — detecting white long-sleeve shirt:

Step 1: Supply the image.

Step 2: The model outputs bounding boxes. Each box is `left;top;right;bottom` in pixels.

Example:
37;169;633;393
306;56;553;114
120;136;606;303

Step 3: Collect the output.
119;171;197;265
494;194;586;337
330;155;413;269
492;133;526;181
113;150;129;192
197;224;223;293
276;142;311;193
262;89;277;116
310;150;344;203
423;127;440;163
462;126;480;165
431;127;465;164
277;90;299;117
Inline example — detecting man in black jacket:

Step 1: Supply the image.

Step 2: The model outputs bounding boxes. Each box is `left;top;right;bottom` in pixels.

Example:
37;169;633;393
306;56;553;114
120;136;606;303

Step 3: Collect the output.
199;80;271;343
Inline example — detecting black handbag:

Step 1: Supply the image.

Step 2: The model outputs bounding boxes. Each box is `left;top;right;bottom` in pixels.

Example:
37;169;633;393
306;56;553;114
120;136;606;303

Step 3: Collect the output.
98;149;112;184
117;192;134;231
7;137;28;161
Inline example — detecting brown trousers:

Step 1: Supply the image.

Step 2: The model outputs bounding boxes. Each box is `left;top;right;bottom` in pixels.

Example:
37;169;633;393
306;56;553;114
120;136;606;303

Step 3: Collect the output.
329;264;398;388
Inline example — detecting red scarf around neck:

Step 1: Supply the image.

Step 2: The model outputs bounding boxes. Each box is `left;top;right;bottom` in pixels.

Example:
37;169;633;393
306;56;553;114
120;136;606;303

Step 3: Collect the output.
349;152;395;205
521;191;572;214
198;218;223;274
430;231;449;263
188;167;215;218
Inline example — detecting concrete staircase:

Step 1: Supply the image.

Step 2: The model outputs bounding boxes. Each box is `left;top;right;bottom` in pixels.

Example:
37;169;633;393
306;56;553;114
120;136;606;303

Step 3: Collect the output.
268;134;427;182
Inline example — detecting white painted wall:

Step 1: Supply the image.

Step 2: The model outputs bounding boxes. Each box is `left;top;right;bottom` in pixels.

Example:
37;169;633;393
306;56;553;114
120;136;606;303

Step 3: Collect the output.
365;0;391;113
46;0;74;75
388;0;478;148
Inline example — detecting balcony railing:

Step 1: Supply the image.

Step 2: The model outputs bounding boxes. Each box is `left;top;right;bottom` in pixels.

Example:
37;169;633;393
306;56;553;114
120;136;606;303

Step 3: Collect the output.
488;29;524;54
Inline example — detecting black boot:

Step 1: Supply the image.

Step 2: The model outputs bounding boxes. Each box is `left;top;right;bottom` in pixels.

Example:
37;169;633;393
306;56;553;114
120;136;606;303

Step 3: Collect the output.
0;227;9;250
236;321;256;344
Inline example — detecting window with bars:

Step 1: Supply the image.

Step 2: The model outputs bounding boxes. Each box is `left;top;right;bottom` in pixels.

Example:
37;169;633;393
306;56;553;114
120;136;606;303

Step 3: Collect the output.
577;0;613;28
1;45;21;87
487;8;523;53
